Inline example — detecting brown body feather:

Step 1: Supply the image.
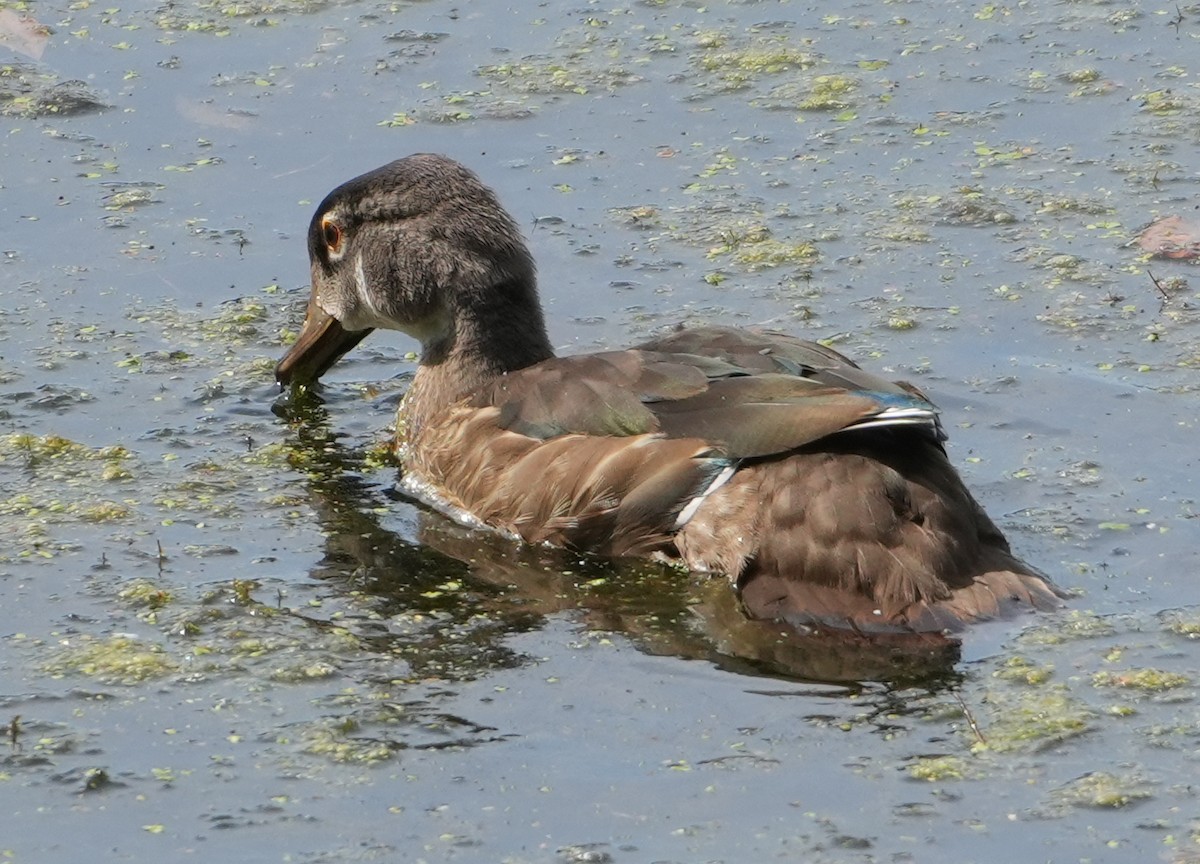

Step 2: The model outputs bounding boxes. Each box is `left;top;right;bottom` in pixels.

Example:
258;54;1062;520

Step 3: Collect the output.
397;326;1063;632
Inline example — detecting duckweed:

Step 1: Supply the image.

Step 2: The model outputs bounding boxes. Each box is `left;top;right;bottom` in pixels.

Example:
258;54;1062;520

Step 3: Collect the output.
708;235;820;271
871;225;933;244
993;656;1055;686
80;501;134;521
154;0;331;33
906;755;972;781
1049;771;1154;809
303;723;396;764
695;34;817;80
1093;669;1191;692
1139;90;1189;115
0;63;106;118
973;686;1094;753
269;661;338;683
796;74;858;111
0;434;138;540
134;297;271;347
1043;254;1085;272
1161;610;1200;638
477;37;641;97
119;580;174;610
1061;68;1101;84
104;188;159;210
1018;611;1119;645
47;636;178;684
0;433;132;467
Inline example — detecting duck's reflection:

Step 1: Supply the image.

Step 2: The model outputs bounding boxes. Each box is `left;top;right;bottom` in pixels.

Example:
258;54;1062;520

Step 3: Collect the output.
279;390;962;689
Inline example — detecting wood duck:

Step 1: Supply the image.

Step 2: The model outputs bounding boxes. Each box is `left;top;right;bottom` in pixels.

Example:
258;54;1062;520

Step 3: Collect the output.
276;153;1064;634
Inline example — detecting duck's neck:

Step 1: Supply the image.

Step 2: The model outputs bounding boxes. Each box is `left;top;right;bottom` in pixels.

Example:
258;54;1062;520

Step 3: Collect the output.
398;274;554;442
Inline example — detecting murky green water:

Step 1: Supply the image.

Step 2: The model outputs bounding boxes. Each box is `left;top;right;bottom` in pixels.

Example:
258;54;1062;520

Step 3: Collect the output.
2;1;1199;861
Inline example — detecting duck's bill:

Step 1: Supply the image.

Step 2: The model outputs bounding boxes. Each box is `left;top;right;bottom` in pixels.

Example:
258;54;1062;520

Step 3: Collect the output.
275;296;372;387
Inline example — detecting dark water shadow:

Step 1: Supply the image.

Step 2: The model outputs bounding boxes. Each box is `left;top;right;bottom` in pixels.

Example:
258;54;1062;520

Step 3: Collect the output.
275;389;964;691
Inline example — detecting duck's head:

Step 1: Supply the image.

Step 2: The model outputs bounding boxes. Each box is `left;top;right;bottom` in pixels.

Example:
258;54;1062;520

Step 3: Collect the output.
276;153;543;387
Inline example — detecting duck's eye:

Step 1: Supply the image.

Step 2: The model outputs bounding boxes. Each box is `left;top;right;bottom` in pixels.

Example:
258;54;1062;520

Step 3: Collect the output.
321;217;343;254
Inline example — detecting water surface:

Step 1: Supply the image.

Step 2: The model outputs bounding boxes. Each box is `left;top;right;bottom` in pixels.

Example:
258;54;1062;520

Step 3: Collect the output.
2;1;1199;861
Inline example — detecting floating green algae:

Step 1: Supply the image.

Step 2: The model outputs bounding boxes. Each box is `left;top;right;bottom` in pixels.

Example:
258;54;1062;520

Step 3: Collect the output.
868;224;933;244
906;754;974;782
761;73;858;111
1161;609;1200;639
45;636;179;685
0;62;107;118
1093;669;1191;692
1017;610;1120;646
268;661;338;683
0;433;132;470
153;0;338;33
133;296;271;345
476;61;605;95
1060;68;1102;85
992;656;1055;686
0;434;137;557
723;237;820;270
693;29;818;91
103;186;161;210
1138;89;1190;116
476;25;643;97
972;685;1094;753
301;717;399;764
1048;771;1154;809
895;188;1017;227
118;580;175;611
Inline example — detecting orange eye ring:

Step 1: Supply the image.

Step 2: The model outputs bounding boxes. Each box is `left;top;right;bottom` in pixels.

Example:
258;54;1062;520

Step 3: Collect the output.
321;217;343;254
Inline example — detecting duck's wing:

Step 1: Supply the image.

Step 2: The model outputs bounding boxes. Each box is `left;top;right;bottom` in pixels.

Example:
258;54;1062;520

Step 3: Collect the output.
472;326;941;459
637;325;943;427
470;351;708;439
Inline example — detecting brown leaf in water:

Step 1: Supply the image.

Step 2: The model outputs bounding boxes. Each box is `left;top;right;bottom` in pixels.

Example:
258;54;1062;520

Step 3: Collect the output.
1136;215;1200;260
0;9;50;61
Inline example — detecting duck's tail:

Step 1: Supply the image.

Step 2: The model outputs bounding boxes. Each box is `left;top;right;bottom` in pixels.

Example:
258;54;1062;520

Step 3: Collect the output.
676;435;1066;634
